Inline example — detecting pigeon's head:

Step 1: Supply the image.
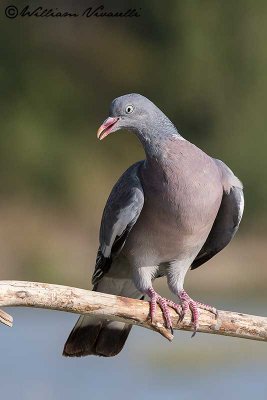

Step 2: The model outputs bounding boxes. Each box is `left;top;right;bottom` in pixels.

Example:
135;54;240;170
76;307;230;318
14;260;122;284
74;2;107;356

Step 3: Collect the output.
97;93;167;140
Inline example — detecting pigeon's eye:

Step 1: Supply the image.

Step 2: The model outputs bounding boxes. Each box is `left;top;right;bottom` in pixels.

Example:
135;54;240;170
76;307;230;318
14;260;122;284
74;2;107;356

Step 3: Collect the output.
125;105;134;114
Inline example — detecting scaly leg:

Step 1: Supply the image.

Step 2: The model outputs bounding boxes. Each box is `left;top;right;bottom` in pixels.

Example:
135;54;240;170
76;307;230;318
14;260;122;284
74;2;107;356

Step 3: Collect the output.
179;289;217;336
146;287;182;332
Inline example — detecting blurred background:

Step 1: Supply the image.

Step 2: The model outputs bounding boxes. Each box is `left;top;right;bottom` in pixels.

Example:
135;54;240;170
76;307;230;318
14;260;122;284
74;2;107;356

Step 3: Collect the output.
1;0;267;399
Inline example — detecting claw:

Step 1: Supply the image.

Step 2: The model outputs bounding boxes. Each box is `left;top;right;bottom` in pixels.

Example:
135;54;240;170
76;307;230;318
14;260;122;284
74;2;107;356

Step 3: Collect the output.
191;330;197;338
178;290;217;336
146;288;182;331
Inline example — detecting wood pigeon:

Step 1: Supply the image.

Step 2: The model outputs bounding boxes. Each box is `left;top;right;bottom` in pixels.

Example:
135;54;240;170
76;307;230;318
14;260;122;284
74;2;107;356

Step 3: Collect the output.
63;94;244;357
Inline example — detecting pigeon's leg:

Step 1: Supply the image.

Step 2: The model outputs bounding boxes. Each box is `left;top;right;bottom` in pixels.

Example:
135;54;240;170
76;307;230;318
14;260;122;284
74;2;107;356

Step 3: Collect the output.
145;287;182;331
178;289;217;335
133;265;181;331
166;261;217;335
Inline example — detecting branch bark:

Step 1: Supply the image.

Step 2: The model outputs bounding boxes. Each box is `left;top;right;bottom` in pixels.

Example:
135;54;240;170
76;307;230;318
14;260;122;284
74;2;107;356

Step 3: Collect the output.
0;280;266;343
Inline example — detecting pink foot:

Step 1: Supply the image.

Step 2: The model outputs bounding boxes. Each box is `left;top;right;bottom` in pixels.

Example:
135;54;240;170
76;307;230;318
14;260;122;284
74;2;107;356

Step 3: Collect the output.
146;288;182;332
179;290;218;336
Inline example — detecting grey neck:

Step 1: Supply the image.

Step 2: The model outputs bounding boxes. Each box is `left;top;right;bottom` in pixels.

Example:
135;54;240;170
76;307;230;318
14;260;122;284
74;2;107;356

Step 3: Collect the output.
136;122;184;161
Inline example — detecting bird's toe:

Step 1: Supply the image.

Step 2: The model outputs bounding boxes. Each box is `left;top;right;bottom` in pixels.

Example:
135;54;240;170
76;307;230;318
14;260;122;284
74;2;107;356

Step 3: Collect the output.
178;290;217;335
146;288;181;331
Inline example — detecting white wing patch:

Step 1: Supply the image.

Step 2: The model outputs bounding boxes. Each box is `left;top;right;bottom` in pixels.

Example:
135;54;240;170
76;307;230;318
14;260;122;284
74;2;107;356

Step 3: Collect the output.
237;191;244;224
215;159;243;194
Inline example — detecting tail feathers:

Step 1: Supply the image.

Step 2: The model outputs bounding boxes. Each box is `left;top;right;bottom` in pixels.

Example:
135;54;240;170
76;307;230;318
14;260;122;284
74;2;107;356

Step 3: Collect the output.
63;275;143;357
94;320;132;357
63;315;102;357
63;315;132;357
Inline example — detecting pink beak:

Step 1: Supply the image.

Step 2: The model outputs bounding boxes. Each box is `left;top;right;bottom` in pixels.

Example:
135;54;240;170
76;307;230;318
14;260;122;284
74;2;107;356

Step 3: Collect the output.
97;117;119;140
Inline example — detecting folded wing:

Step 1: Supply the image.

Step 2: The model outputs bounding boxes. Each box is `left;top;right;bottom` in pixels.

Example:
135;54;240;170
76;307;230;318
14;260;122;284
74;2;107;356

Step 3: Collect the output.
191;159;244;270
92;161;145;286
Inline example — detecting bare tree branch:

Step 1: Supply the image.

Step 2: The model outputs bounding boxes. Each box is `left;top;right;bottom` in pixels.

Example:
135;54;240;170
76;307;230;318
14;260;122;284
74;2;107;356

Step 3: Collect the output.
0;280;266;342
0;309;13;327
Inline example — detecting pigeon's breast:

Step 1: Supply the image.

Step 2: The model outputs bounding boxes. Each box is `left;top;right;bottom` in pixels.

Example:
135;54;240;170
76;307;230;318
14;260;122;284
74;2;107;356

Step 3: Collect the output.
124;147;223;265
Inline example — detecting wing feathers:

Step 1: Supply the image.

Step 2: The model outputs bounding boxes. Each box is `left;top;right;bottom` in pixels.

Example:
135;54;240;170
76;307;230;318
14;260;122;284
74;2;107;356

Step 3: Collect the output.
92;161;144;285
191;160;244;270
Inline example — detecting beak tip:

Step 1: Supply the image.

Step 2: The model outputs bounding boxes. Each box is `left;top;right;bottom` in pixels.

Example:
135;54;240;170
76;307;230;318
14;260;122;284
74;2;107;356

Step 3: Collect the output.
96;117;119;141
